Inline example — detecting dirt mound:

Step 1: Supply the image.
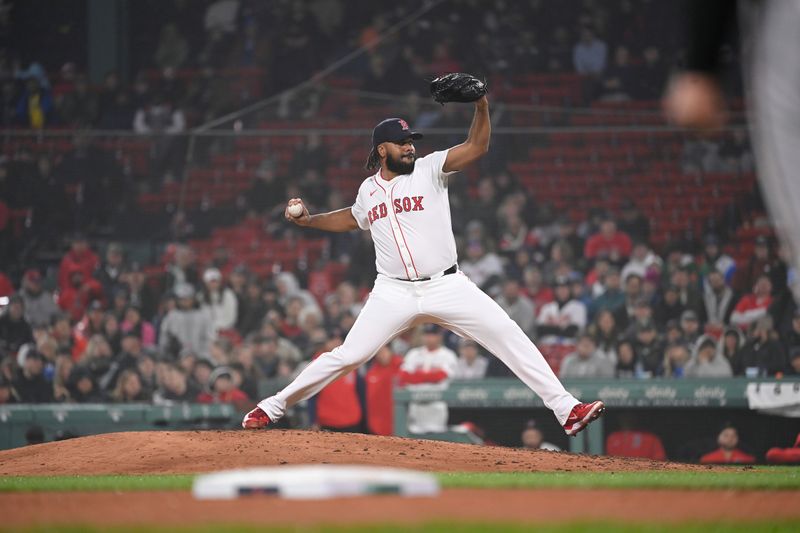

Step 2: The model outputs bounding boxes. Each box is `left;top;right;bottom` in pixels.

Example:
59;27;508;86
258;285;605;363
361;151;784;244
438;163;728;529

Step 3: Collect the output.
0;430;707;476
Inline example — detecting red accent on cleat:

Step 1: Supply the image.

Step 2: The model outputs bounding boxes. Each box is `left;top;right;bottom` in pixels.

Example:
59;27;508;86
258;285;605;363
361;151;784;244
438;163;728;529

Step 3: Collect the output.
242;406;271;429
563;400;605;436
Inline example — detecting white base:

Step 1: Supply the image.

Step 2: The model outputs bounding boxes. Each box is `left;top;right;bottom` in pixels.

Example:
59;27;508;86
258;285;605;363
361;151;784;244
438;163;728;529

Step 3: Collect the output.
192;464;440;500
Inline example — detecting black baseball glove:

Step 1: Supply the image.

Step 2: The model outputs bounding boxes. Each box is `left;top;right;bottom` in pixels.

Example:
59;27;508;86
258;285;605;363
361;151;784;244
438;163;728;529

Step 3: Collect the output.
429;73;487;105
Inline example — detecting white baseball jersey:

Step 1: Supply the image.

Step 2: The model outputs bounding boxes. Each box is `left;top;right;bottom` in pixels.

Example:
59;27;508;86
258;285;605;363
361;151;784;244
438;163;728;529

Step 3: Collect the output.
351;150;457;280
401;344;458;434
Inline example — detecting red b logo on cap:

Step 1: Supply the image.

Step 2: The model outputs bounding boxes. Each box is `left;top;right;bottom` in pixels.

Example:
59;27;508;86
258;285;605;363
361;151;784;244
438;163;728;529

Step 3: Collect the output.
398;119;409;130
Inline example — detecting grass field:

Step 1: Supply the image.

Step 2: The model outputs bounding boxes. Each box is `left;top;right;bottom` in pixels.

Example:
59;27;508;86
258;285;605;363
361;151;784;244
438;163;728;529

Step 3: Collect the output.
2;467;799;492
2;469;798;532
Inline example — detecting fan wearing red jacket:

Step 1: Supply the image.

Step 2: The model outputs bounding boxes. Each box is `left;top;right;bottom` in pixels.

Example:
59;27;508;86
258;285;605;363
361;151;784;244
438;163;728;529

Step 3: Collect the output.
584;218;632;263
58;235;99;292
308;329;364;432
700;425;756;465
365;345;404;436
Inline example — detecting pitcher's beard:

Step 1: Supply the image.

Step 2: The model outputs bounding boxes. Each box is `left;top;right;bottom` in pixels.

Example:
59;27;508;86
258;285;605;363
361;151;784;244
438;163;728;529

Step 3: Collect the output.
386;153;416;175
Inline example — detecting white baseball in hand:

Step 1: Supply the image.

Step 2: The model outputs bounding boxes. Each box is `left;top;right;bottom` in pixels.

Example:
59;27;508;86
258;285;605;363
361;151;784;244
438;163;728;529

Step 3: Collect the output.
287;203;304;218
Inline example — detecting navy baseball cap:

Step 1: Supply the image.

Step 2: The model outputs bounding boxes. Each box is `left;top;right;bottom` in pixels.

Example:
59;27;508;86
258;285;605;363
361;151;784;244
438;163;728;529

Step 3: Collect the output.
372;118;423;147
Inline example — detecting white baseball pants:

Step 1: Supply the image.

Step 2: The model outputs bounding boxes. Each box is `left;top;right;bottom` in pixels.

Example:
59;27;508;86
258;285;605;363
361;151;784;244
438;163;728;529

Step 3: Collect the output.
258;272;580;425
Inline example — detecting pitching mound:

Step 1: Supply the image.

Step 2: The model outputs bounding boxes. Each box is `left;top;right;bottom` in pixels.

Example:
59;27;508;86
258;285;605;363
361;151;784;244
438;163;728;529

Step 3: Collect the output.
0;430;707;475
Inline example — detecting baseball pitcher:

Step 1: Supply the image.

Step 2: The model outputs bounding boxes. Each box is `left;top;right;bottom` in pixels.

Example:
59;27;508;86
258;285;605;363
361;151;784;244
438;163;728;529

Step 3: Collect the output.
243;74;604;436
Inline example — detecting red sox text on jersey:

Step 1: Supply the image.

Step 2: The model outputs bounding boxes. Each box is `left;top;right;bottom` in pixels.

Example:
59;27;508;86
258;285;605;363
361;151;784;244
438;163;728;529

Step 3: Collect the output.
367;196;425;225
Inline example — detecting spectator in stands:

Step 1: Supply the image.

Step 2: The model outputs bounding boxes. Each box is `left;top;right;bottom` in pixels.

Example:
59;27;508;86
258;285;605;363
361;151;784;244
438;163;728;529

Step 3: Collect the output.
460;240;505;293
74;299;107;343
50;313;86;361
781;308;800;355
58;234;99;292
466;181;499;236
308;338;364;432
679;310;702;346
734;316;787;377
719;326;745;369
198;366;249;407
495;278;536;339
58;268;104;324
52;353;74;402
589;266;625;319
57;74;98;127
274;272;321;316
685;336;733;378
453;338;488;380
155;24;189;70
733;236;774;294
164;245;199;294
67;365;106;403
621;242;662;284
97;71;134;129
543;239;577;287
94;243;126;299
702;270;736;331
155;363;199;404
614;273;643;331
15;78;52;128
545;26;572;72
588;309;621;363
537;276;587;340
102;313;122;356
731;274;773;331
159;283;213;360
13;349;52;403
631;320;665;377
122;262;157;321
133;92;187;183
0;376;15;404
400;325;458;434
700;425;755;464
615;339;639;378
599;46;637;101
572;26;607;75
662;343;692;378
622;298;655;339
521;420;561;451
670;267;703;319
521;265;554;311
699;234;736;284
606;415;666;461
584;217;632;265
0;295;34;354
120;305;156;348
235;280;265;337
111;369;150;402
198;267;238;334
653;285;684;328
559;334;614;378
251;334;283;378
79;334;114;388
19;269;58;329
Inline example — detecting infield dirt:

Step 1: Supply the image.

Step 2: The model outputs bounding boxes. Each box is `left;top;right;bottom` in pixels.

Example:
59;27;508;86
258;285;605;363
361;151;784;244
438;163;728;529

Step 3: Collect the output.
0;429;707;475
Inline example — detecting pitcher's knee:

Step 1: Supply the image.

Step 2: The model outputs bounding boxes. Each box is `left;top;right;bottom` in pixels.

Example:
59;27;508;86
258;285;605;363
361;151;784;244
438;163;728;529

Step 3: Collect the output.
331;344;371;368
